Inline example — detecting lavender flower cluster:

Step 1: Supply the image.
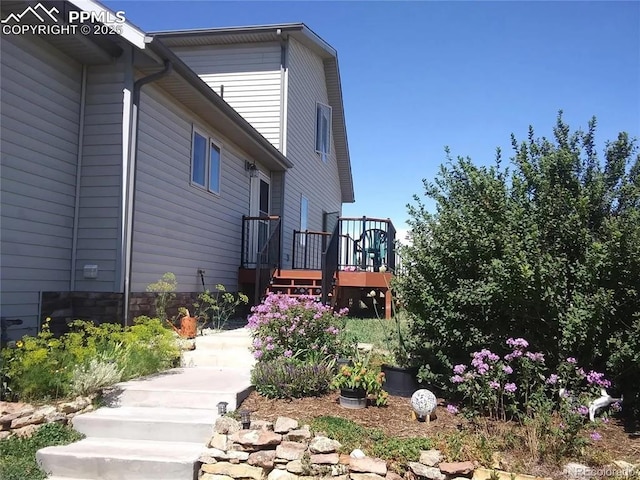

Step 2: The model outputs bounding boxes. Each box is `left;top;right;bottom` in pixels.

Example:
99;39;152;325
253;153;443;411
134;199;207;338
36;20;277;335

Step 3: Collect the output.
248;293;348;363
447;336;614;431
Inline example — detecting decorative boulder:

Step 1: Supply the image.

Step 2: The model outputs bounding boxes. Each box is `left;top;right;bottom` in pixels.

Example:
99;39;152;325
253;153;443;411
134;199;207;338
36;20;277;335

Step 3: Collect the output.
410;389;437;419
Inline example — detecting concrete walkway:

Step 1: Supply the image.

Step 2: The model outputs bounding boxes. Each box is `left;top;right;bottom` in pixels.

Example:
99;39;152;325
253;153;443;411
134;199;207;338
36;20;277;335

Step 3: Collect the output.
37;327;255;480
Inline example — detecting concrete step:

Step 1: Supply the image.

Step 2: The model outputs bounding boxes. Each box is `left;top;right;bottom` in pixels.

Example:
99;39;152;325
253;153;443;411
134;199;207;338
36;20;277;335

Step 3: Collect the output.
181;349;255;368
47;477;94;480
102;367;253;411
72;406;218;443
194;329;253;349
37;437;203;480
47;477;95;480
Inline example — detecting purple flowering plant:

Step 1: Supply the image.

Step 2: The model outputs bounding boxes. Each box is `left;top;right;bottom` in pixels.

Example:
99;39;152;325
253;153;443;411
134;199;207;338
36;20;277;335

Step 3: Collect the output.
248;293;349;364
448;336;613;428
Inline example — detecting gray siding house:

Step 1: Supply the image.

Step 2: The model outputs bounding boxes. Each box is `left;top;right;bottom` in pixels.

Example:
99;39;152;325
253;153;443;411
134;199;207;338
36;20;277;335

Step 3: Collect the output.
156;25;356;269
0;1;355;339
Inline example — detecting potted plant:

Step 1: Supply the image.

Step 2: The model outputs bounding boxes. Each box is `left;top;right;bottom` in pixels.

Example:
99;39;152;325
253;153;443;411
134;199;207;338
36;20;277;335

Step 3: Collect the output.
372;299;421;397
332;360;388;409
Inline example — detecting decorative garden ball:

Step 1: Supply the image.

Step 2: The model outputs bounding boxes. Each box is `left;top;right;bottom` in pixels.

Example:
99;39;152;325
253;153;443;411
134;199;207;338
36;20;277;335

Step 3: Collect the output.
411;389;437;420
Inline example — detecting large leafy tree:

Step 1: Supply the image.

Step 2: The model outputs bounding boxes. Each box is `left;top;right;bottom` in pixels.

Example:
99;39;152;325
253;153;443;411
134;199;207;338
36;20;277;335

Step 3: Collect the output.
396;114;639;419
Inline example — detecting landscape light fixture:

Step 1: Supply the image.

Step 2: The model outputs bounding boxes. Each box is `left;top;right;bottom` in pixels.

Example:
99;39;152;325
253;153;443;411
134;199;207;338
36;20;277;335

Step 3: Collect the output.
240;410;251;429
217;401;228;415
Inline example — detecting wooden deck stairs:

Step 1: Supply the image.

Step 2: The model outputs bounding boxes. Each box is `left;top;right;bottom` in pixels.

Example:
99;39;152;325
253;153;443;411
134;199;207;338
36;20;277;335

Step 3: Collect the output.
267;269;324;297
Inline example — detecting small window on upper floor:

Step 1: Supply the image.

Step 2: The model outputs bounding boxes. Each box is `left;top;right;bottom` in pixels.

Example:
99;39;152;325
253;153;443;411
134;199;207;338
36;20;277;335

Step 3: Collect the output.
315;103;332;162
191;127;221;195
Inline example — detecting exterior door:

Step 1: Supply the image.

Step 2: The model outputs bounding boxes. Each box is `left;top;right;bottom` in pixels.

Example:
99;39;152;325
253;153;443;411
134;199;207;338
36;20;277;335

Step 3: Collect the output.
248;171;270;266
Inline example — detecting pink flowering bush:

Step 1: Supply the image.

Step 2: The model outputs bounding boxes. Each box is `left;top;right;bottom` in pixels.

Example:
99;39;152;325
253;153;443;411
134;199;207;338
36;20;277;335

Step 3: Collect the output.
448;336;614;458
248;293;349;363
450;337;613;419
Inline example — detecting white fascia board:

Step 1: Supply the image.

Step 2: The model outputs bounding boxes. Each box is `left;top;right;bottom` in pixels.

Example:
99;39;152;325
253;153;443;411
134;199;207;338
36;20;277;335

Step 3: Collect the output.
66;0;147;50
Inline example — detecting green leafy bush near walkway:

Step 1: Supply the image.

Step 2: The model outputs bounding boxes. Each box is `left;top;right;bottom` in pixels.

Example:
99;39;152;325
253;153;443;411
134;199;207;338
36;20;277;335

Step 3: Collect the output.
0;423;84;480
395;114;640;418
1;316;180;402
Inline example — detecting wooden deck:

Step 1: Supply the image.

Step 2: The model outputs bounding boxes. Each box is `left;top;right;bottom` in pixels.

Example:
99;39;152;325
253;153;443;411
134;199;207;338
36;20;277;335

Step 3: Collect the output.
238;268;394;318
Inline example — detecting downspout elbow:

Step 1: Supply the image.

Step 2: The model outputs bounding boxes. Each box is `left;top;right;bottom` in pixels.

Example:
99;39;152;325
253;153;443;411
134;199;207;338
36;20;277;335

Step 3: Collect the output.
133;60;172;102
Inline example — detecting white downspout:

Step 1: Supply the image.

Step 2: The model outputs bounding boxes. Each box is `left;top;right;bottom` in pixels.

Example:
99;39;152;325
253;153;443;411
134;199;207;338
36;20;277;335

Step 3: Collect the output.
122;59;173;324
70;64;88;289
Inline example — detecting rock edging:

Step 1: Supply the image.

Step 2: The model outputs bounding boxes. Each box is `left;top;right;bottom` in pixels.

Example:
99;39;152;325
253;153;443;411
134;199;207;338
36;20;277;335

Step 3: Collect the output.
200;416;485;480
0;396;95;440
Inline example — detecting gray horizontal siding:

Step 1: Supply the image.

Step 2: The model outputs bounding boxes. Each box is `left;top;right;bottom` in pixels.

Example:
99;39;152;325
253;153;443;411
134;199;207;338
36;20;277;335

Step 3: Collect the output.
0;34;82;337
73;63;124;292
172;43;282;149
131;85;261;292
281;38;343;268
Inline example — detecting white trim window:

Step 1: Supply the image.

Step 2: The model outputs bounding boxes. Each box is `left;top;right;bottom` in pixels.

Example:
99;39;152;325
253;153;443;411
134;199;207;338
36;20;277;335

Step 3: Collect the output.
191;127;221;194
300;195;309;246
315;102;332;162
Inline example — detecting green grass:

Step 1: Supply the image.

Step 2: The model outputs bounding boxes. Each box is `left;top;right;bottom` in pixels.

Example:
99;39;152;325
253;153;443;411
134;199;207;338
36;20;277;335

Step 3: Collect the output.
0;423;84;480
308;416;433;466
343;317;392;349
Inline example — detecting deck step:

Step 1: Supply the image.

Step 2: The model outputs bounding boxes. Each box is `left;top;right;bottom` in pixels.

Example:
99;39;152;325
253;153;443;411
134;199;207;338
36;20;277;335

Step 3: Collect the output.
268;272;324;297
37;437;202;480
71;406;218;443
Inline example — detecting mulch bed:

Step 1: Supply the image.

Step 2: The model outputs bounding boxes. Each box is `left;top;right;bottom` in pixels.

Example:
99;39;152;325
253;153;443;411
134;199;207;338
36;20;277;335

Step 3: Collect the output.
239;390;640;473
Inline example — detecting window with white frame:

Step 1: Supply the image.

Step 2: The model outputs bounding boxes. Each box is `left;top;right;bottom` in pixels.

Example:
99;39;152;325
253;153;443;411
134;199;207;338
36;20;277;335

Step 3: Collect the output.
191;127;221;194
315;103;332;161
299;195;309;245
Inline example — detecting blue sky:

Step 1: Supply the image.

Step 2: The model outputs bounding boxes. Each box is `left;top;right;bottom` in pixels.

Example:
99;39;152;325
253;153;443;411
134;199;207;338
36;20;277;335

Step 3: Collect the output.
104;0;640;233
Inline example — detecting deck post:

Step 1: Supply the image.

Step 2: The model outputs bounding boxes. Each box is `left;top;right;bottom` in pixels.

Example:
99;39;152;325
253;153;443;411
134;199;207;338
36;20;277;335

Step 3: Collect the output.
385;288;392;320
240;215;247;267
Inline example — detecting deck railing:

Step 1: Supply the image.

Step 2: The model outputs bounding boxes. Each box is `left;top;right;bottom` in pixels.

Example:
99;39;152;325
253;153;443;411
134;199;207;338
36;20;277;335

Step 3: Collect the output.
294;217;397;273
254;218;281;303
292;231;331;270
337;217;396;272
241;215;281;268
242;215;397;305
321;221;340;304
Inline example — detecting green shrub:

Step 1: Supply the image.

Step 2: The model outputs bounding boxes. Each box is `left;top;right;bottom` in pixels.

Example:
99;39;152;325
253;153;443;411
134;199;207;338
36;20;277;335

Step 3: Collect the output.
394;114;640;413
1;318;74;400
0;423;84;480
1;317;180;402
251;358;334;398
117;317;180;379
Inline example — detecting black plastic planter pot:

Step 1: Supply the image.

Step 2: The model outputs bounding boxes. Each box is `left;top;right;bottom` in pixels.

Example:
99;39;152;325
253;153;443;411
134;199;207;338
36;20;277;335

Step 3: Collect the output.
339;387;367;409
381;364;419;397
